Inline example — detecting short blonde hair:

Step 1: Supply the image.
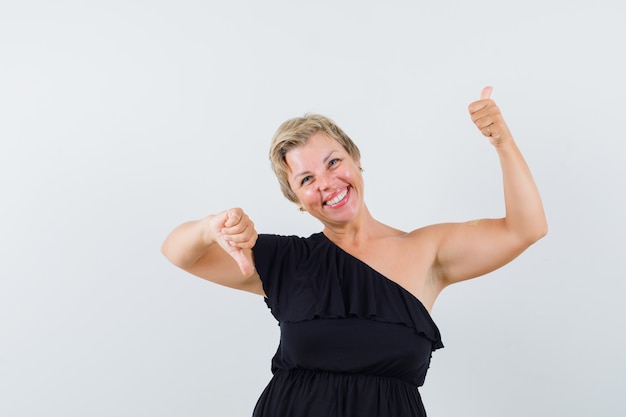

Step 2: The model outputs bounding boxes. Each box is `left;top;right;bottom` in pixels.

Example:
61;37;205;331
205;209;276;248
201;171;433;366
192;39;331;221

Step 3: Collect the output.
269;114;361;203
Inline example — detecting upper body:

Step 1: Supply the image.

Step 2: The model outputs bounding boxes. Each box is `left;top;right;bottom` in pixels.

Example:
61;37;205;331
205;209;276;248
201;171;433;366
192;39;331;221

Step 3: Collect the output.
161;86;547;314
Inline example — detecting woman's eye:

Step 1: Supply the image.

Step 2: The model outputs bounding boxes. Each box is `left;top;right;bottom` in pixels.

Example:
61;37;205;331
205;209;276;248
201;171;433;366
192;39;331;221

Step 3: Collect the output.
329;158;340;167
301;176;312;185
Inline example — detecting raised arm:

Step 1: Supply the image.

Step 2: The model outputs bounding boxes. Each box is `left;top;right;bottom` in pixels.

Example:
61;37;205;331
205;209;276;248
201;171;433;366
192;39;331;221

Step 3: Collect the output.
430;87;548;287
160;208;265;296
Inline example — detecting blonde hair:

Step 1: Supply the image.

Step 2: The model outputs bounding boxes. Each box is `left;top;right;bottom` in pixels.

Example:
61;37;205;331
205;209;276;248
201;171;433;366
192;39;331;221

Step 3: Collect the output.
269;114;361;203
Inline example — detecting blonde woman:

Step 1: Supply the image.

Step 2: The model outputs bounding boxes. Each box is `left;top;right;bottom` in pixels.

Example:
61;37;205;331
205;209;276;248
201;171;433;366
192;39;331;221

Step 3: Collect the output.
161;87;547;417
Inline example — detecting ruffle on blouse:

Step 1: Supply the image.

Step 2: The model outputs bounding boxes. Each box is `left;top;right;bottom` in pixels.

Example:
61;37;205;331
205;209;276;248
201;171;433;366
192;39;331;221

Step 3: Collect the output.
254;233;443;351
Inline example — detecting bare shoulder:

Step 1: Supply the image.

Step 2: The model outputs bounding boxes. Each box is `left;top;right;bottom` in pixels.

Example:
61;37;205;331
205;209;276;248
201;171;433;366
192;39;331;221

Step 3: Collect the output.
362;226;445;310
404;222;451;247
363;223;445;265
405;221;479;250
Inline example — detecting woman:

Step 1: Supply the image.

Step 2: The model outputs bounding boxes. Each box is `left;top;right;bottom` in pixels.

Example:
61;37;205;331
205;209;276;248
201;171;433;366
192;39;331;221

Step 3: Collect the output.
161;86;547;416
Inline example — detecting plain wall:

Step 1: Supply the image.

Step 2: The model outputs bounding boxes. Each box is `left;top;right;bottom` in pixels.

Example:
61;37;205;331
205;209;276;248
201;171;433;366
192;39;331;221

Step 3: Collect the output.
1;1;624;416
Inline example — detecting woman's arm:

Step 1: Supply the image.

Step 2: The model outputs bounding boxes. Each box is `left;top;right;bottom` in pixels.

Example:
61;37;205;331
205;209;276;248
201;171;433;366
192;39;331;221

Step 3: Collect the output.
430;87;548;287
161;208;265;296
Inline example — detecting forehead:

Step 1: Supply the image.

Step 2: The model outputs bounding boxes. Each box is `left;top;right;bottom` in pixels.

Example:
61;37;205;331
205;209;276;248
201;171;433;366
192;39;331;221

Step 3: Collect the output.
285;132;343;168
299;131;340;151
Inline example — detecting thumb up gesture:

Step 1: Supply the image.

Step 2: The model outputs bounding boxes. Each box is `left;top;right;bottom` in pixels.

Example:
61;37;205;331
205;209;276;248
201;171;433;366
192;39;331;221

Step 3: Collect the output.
468;86;512;146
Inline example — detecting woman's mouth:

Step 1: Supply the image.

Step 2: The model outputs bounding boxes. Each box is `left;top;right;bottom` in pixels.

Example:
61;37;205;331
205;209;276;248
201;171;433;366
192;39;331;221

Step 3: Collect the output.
324;188;349;207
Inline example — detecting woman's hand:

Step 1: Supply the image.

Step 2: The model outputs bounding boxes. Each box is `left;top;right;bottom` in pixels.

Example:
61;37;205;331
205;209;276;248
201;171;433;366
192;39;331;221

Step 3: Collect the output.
468;86;512;146
205;208;258;277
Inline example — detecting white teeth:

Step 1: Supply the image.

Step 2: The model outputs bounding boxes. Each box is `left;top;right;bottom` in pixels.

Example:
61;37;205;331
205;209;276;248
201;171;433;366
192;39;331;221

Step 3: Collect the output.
326;189;348;206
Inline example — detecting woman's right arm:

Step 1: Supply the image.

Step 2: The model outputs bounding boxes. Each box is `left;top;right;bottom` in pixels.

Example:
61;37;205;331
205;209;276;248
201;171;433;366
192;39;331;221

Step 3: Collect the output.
160;208;265;296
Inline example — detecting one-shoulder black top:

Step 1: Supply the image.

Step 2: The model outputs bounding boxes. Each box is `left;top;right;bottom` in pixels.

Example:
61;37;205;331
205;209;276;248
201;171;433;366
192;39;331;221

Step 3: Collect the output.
251;233;443;417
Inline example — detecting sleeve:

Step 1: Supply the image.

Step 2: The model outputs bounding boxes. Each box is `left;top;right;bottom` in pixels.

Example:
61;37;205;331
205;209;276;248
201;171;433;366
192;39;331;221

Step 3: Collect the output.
252;234;304;317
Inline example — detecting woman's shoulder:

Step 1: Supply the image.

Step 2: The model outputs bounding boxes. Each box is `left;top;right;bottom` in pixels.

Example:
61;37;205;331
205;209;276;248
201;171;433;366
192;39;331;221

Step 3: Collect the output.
254;232;327;256
405;222;455;244
257;232;324;244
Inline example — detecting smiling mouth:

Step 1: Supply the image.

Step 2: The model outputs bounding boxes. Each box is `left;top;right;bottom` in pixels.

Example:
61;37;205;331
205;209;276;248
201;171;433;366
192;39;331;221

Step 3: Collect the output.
324;188;349;206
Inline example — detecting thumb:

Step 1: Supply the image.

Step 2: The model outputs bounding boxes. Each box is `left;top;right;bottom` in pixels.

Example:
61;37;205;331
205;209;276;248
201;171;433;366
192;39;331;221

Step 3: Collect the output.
229;247;254;277
480;86;493;100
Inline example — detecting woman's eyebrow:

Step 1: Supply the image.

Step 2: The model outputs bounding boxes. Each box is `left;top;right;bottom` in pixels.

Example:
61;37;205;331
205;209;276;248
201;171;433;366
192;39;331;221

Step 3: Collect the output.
293;150;339;179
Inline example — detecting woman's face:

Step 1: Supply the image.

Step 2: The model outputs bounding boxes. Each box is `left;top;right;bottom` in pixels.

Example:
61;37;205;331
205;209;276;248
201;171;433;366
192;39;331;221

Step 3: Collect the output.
286;132;363;226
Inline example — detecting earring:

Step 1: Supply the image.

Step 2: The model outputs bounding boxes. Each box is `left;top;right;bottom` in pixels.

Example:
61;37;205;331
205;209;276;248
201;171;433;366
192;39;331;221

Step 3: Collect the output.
359;167;363;172
298;207;306;212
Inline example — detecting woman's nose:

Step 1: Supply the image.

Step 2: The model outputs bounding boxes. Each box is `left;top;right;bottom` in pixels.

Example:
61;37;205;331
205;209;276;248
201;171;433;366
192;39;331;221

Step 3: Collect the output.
317;171;333;190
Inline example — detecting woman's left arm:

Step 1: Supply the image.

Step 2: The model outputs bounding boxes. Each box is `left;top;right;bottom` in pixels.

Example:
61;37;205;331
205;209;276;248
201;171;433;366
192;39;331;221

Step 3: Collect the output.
431;86;548;286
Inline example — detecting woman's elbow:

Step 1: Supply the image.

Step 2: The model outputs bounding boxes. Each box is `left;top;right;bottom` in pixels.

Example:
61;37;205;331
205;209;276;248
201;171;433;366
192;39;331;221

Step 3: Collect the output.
525;220;548;245
160;239;184;267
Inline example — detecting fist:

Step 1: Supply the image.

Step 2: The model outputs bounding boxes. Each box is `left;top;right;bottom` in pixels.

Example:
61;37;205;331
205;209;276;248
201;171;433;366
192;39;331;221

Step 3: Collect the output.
208;208;258;277
468;86;511;146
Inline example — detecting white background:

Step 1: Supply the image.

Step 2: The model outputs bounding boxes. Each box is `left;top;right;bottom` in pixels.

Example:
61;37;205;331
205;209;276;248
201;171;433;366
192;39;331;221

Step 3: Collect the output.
1;1;625;416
